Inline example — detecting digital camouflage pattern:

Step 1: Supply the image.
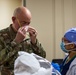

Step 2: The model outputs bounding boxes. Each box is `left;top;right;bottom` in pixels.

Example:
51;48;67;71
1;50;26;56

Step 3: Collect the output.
0;24;46;75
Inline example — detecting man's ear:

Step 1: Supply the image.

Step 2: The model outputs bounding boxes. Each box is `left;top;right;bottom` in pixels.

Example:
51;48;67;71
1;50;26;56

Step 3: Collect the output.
12;16;16;23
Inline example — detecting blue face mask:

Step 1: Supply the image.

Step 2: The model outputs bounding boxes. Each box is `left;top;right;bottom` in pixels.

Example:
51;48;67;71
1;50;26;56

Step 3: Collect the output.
60;42;69;53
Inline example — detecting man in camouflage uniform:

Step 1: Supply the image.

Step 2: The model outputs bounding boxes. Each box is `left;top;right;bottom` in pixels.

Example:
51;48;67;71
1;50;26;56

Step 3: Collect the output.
0;6;46;75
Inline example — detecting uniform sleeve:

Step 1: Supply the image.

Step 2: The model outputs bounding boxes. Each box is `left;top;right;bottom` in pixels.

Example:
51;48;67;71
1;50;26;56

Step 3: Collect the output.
31;39;46;58
66;64;76;75
0;37;19;65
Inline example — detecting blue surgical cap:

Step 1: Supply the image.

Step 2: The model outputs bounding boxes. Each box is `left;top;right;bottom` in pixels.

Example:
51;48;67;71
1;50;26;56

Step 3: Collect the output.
64;28;76;43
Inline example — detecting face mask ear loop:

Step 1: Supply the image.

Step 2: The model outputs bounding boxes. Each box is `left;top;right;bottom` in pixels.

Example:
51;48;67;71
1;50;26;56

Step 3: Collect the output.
64;43;76;51
66;48;76;52
16;16;21;28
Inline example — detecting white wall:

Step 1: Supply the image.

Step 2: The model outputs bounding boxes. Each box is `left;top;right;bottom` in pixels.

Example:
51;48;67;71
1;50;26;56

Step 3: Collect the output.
0;0;22;29
26;0;76;61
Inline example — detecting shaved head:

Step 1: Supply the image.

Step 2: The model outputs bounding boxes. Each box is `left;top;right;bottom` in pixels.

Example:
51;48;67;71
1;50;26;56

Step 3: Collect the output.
13;6;31;18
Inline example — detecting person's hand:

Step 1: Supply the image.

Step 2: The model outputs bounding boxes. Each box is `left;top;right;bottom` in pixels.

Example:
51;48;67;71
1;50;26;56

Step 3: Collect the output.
14;26;27;43
28;26;37;44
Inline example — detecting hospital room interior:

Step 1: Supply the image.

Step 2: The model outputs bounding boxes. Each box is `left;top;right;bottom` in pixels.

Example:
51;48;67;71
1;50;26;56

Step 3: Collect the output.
0;0;76;71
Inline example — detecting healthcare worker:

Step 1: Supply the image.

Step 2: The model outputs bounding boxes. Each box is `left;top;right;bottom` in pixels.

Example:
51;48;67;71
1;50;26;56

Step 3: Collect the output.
60;27;76;75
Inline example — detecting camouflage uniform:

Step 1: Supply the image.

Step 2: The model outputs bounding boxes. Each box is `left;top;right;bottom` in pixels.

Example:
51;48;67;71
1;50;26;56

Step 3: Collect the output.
0;24;46;75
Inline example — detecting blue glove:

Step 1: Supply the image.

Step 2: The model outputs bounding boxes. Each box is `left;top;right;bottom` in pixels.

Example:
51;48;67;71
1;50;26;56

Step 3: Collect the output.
51;62;60;72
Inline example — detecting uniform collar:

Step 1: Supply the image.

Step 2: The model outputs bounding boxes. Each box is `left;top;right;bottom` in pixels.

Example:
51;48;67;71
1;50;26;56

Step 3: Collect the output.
9;24;17;40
